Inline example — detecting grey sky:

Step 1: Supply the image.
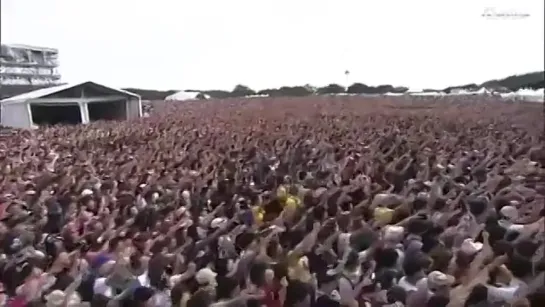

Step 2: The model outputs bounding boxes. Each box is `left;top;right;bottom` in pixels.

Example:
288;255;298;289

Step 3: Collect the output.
1;0;543;91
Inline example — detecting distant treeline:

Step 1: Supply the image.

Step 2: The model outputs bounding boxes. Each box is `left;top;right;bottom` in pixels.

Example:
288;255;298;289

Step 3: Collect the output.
127;71;545;100
1;71;543;100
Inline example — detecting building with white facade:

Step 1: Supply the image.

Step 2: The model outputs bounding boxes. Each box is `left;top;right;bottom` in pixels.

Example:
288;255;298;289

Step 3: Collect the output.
0;44;61;98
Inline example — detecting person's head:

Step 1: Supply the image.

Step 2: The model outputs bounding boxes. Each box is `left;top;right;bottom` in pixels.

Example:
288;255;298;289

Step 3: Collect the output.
376;269;399;290
412;196;428;212
454;250;476;271
467;197;488;216
234;232;257;252
526;286;545;307
506;253;533;279
215;276;240;300
383;225;405;245
427;271;454;296
386;286;407;304
133;286;155;307
407;218;433;236
514;240;539;259
459;238;483;257
427;294;450;307
44;289;82;307
317;272;338;293
195;268;218;297
285;280;311;307
249;261;268;288
403;253;429;277
374;247;399;270
464;284;488;307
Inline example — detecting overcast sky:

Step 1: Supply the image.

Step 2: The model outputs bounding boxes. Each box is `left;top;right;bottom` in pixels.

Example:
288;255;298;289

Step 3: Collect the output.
1;0;543;91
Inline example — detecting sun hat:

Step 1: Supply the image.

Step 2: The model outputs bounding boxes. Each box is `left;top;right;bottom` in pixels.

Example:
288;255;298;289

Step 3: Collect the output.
427;271;455;288
210;217;228;229
195;268;218;286
45;290;82;306
500;206;519;221
80;189;93;197
460;238;483;255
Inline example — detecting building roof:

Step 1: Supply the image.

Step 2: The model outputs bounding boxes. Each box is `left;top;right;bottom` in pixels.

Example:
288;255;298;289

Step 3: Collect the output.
1;81;140;104
1;44;58;53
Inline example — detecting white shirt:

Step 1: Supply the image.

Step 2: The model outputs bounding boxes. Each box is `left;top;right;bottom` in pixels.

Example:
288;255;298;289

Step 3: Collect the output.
137;271;150;287
150;290;171;307
93;278;113;298
487;278;525;304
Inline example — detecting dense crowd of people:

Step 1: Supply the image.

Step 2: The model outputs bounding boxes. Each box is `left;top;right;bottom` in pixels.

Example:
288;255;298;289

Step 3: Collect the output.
0;96;543;307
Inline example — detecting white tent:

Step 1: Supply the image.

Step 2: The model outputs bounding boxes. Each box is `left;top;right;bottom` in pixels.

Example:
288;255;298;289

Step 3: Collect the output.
473;87;491;95
165;91;208;101
409;91;445;96
515;88;544;102
500;88;544;102
1;81;141;128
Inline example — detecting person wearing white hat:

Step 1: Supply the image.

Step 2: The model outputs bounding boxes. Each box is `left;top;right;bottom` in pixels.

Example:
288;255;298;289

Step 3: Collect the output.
80;189;93;197
45;289;83;307
426;270;455;294
460;238;484;256
210;217;228;229
195;267;218;296
498;206;525;231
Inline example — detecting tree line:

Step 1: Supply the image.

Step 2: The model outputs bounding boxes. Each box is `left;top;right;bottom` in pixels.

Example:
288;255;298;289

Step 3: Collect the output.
125;71;544;100
124;83;411;100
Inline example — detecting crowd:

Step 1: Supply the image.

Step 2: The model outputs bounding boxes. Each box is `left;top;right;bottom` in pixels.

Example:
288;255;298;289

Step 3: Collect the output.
0;96;543;307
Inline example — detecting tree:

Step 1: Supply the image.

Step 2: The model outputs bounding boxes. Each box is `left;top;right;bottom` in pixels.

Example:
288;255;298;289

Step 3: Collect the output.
257;86;314;97
346;83;371;94
316;83;345;95
231;84;256;97
203;90;233;99
346;83;407;94
480;71;544;91
278;86;314;97
257;88;281;97
376;85;395;94
442;83;479;94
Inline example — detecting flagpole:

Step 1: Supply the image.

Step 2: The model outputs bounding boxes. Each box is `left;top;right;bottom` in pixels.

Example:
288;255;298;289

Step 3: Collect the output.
344;70;350;91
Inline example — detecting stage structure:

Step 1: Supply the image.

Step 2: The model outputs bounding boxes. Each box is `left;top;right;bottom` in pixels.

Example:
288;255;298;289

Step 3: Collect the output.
1;81;142;128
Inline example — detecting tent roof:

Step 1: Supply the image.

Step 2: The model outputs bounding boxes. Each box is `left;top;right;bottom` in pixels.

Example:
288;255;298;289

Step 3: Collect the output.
0;81;140;104
165;91;206;101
